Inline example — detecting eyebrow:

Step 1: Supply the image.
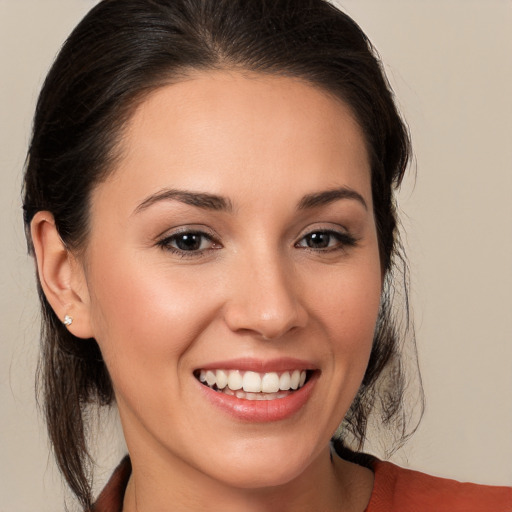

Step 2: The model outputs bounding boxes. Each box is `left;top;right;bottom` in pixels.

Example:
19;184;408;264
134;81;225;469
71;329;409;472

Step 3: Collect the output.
133;185;367;215
297;187;368;211
134;188;233;214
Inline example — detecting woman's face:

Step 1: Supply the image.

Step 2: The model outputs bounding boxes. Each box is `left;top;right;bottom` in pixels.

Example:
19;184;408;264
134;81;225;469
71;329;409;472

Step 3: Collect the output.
80;71;382;488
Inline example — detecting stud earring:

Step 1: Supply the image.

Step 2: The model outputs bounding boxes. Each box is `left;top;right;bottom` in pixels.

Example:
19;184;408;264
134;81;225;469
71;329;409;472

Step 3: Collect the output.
63;315;73;327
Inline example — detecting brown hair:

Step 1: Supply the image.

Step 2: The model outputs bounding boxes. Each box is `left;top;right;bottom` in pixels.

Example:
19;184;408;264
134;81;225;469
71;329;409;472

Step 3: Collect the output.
23;0;422;508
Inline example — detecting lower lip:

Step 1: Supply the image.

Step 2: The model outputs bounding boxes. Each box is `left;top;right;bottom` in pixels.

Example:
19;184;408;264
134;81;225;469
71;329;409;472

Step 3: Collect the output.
198;373;317;423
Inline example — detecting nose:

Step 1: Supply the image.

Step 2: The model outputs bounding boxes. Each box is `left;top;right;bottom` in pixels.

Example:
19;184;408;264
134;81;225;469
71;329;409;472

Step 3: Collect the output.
223;252;308;340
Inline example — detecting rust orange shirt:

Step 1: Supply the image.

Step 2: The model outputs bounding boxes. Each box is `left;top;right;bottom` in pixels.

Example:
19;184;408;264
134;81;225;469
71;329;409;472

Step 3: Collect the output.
92;456;512;511
366;460;512;511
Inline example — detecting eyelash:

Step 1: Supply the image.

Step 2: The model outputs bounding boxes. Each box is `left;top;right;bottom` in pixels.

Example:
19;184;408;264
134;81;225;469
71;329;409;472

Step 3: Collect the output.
156;228;358;258
294;230;358;252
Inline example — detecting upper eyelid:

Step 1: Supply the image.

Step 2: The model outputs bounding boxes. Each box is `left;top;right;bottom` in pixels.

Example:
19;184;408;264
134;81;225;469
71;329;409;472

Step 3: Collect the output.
297;229;353;241
162;231;216;244
296;224;351;239
157;225;219;241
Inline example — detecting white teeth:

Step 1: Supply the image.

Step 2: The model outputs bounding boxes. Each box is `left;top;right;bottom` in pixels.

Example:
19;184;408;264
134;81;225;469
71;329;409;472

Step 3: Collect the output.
261;372;280;393
279;372;291;390
243;391;262;401
242;371;261;392
205;370;216;387
216;369;228;390
290;370;301;390
227;370;243;391
198;369;309;394
235;390;291;401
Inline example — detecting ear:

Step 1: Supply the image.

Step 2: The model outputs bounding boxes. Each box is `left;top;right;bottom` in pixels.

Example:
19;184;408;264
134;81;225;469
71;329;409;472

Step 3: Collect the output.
30;211;94;339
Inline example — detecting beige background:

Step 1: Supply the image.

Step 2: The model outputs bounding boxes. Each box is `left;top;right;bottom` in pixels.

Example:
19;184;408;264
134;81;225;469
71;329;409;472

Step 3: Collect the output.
1;1;511;510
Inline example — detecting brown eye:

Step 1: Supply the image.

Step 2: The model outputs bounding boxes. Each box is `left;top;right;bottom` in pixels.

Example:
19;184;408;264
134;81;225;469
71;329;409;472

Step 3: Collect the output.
173;233;204;251
296;230;357;251
303;232;332;249
158;230;219;255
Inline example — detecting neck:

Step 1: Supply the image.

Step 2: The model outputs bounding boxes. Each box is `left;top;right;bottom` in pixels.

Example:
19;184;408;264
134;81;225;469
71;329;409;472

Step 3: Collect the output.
123;444;373;512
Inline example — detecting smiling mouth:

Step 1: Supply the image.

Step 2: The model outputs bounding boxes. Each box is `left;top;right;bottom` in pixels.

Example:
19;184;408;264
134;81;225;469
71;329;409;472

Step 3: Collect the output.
194;369;313;401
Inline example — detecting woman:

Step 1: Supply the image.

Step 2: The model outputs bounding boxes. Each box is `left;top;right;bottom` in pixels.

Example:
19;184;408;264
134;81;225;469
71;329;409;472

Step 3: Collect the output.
22;0;511;510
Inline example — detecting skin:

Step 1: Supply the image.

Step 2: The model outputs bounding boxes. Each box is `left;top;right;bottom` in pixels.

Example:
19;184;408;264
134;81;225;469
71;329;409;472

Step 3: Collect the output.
32;71;382;511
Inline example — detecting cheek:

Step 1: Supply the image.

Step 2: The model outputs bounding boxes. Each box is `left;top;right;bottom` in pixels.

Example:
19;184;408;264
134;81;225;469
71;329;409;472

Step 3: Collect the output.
85;253;218;387
306;251;382;394
312;260;381;344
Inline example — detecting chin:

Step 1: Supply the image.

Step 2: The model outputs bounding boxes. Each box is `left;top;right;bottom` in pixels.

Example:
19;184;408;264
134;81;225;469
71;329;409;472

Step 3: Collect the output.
214;461;307;490
193;434;324;490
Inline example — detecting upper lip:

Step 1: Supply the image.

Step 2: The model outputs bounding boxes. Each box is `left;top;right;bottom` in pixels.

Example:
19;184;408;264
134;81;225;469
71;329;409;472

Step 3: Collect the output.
196;357;317;373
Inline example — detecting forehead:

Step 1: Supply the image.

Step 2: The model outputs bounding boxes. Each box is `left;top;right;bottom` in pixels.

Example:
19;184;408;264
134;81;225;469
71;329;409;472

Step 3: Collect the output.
93;71;372;215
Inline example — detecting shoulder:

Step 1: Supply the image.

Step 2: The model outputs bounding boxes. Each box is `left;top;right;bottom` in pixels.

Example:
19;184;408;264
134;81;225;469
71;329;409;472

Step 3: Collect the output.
365;460;512;512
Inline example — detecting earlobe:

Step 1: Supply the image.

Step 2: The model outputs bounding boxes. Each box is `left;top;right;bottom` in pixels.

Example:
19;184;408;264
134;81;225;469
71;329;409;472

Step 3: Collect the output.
30;211;94;339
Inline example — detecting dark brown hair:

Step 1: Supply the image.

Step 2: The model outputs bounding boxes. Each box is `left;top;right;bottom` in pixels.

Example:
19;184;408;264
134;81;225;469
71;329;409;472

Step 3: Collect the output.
23;0;422;508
